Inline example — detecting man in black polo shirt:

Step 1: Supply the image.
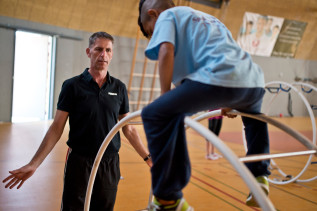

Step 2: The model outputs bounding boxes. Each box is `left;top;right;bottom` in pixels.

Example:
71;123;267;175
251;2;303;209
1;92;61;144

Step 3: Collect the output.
3;31;152;211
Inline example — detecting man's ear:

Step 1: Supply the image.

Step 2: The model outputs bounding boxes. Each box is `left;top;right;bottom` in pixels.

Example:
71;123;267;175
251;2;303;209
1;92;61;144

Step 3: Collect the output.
147;9;159;18
86;48;91;58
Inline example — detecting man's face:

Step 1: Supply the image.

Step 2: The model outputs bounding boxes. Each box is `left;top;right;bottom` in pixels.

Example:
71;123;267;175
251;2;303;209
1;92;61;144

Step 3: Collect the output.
86;38;113;71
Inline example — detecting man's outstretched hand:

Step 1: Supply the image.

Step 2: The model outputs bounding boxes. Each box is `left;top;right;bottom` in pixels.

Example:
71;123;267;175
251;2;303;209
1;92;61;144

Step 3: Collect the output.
2;164;36;189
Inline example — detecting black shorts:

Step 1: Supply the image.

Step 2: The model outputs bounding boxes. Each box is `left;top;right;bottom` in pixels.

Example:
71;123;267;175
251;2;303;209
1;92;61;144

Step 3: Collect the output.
61;148;120;211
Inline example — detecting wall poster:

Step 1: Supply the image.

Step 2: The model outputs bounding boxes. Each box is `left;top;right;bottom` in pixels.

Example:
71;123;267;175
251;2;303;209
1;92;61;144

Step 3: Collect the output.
237;12;307;58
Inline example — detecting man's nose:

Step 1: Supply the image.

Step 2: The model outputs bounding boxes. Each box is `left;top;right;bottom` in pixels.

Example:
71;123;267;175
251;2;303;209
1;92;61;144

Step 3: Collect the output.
100;50;108;58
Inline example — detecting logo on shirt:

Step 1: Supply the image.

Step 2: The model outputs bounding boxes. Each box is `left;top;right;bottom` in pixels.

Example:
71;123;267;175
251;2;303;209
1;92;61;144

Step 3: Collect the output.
108;92;117;96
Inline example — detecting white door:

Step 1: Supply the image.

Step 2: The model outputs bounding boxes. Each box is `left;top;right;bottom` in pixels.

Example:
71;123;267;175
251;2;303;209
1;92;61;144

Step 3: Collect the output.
12;31;53;123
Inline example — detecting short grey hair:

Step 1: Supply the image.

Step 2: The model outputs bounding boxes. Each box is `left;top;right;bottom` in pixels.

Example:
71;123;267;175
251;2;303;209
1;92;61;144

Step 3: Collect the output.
89;31;114;48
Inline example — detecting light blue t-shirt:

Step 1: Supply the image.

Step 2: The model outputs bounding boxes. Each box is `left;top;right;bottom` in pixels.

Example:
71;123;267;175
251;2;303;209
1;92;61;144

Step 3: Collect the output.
145;6;265;88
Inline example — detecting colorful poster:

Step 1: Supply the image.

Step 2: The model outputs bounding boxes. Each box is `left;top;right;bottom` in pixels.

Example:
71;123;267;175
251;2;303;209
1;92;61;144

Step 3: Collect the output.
237;12;284;57
271;20;307;58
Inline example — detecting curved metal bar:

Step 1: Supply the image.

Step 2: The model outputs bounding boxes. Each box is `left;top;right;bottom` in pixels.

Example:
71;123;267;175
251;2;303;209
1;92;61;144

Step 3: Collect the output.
228;110;317;152
264;81;317;184
266;86;280;94
84;110;142;211
185;117;276;211
292;82;317;93
233;109;317;182
291;82;317;183
192;109;317;154
293;82;317;112
279;84;291;92
191;109;222;123
301;86;313;93
192;108;317;184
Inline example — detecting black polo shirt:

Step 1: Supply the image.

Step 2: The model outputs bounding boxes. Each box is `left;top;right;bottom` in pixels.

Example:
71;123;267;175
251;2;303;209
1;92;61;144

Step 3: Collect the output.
57;68;129;156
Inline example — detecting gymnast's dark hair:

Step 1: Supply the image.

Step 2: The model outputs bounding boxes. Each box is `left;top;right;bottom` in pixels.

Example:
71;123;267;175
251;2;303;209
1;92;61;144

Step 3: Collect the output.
138;0;149;38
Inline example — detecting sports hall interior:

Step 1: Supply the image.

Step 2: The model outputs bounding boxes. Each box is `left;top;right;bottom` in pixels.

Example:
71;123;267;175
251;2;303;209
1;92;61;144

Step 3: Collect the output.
0;0;316;210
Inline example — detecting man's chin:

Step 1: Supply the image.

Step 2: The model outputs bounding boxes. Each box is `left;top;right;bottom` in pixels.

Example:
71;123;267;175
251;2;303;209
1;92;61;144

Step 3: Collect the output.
95;65;108;71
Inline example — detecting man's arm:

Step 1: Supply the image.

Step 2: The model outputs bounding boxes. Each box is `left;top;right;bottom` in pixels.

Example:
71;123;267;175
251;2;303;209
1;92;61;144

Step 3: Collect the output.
2;110;69;189
158;42;174;95
119;113;152;167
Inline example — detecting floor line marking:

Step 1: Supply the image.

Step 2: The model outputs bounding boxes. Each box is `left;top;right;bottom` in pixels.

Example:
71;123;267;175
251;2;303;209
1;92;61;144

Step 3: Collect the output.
191;175;260;211
190;181;244;211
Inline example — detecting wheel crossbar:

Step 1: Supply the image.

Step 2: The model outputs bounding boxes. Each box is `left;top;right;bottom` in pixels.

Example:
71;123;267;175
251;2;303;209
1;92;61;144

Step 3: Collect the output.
239;150;317;163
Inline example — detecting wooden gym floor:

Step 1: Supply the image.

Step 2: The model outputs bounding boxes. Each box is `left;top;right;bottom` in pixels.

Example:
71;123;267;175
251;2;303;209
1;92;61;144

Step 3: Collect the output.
0;116;316;210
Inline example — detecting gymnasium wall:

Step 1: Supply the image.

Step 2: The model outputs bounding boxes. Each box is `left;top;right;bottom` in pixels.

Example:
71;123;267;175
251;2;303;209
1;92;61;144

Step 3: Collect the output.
254;56;317;117
0;27;14;122
0;16;316;122
0;0;316;60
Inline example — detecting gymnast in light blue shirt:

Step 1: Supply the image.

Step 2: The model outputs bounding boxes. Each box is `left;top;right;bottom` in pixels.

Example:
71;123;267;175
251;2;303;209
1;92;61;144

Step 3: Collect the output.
145;6;265;88
139;1;270;210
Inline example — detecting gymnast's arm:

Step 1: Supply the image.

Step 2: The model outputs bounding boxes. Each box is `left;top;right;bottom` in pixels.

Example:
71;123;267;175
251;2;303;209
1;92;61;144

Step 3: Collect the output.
2;110;69;189
158;42;174;95
120;113;152;167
